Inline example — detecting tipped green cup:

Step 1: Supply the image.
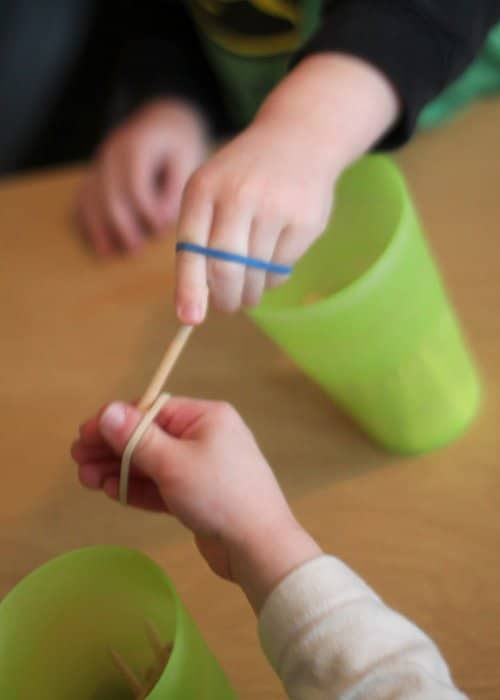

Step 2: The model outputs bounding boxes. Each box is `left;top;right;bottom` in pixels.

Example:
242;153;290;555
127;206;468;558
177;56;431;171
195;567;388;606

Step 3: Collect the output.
0;547;238;699
250;155;480;453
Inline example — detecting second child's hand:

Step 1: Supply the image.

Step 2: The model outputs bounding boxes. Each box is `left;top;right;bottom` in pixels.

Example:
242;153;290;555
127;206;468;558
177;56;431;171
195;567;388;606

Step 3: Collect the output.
72;397;321;611
175;53;399;324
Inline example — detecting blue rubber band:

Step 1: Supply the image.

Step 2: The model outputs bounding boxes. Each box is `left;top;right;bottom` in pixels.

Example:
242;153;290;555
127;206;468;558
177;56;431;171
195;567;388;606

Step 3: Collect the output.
176;242;293;276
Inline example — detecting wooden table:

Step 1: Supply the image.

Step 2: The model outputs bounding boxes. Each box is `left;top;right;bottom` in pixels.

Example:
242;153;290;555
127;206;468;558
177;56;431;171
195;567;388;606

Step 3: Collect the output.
1;99;499;699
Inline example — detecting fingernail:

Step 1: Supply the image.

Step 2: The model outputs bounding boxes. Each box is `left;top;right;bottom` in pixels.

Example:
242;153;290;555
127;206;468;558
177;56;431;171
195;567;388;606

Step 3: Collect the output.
100;403;126;436
178;301;203;324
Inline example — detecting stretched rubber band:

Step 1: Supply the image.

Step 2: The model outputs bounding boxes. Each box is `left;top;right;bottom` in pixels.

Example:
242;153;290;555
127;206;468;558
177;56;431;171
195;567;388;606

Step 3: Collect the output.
119;393;171;505
176;242;293;276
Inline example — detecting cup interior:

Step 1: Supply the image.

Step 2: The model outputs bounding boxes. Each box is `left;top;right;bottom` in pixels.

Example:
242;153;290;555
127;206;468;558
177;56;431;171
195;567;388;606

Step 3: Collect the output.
258;156;405;312
0;547;178;699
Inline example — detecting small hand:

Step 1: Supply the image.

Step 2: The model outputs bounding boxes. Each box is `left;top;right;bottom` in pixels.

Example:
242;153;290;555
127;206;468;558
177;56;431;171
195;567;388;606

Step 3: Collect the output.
175;52;400;324
72;398;320;610
76;99;209;256
175;117;335;323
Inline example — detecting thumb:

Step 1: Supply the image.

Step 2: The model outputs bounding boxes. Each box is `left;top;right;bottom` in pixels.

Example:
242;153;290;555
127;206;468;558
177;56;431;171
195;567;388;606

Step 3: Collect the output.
99;402;174;480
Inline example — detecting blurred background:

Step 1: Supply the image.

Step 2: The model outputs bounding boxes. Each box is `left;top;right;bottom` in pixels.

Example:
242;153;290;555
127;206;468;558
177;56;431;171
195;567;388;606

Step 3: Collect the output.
1;2;498;178
0;1;125;176
0;0;218;177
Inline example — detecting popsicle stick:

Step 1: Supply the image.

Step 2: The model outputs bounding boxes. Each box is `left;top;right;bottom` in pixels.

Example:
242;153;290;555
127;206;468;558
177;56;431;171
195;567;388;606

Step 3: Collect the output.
142;662;169;697
109;647;144;695
145;620;167;661
109;622;174;699
138;325;194;412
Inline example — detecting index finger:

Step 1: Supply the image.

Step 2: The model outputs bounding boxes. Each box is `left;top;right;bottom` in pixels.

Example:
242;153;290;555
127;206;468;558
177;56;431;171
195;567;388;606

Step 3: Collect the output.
175;181;212;325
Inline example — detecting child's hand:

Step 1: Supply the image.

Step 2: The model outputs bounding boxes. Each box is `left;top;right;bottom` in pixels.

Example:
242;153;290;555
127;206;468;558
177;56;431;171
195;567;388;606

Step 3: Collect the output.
72;398;320;610
175;54;399;324
76;99;208;256
175;117;335;322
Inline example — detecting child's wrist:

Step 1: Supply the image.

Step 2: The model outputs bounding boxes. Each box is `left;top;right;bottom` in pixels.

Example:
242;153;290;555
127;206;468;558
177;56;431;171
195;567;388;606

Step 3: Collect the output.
254;52;400;176
228;514;322;613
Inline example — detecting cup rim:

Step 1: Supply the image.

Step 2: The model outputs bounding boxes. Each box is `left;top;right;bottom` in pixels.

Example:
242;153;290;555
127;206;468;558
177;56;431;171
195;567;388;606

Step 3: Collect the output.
249;155;410;321
0;546;183;690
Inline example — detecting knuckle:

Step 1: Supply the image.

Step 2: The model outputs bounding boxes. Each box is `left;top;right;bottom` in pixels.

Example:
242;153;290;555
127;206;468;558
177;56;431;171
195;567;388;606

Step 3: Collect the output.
188;168;213;200
212;401;238;425
259;189;284;220
242;289;260;308
229;179;255;208
208;259;240;284
214;296;240;315
297;218;322;239
292;209;328;242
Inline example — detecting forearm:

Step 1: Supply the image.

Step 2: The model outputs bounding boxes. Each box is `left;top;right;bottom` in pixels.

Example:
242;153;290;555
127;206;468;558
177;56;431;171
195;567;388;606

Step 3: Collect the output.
258;556;468;700
254;53;400;177
228;515;467;698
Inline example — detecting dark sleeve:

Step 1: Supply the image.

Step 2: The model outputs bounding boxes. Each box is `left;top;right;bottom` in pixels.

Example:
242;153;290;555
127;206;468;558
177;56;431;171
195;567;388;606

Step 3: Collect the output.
108;0;229;135
298;0;500;148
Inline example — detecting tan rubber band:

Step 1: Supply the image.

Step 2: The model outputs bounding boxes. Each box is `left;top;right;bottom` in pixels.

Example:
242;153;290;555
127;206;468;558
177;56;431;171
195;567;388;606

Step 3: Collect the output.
119;393;171;505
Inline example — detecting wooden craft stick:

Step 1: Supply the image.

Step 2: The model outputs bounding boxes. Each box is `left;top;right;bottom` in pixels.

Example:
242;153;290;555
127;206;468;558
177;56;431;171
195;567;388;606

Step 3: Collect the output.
145;620;166;661
109;647;144;695
108;622;173;699
138;325;194;412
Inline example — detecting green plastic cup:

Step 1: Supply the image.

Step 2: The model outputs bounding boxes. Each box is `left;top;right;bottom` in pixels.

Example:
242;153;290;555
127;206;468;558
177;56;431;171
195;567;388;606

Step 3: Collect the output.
0;546;238;699
250;155;480;453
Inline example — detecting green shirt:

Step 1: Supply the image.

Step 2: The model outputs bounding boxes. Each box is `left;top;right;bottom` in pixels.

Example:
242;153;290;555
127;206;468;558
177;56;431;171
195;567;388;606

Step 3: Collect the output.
189;0;322;125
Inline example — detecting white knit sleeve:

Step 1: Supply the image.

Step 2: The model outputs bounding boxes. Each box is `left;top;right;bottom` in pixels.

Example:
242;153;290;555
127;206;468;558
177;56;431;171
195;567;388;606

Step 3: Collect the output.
258;556;467;700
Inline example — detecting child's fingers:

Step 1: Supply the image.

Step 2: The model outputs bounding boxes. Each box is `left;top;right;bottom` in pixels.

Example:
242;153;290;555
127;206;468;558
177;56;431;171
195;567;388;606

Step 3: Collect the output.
123;146;160;232
154;395;218;437
157;156;192;228
99;156;144;253
102;475;167;512
266;224;303;289
266;205;329;288
78;416;106;446
71;440;114;465
98;402;183;486
76;179;115;257
78;460;119;490
206;201;252;314
175;180;212;324
241;268;266;308
242;217;281;308
76;396;217;497
103;192;144;254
